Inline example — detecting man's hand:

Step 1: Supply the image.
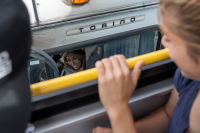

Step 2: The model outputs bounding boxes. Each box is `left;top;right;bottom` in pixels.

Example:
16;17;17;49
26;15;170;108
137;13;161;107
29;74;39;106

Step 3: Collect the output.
95;55;144;115
92;127;112;133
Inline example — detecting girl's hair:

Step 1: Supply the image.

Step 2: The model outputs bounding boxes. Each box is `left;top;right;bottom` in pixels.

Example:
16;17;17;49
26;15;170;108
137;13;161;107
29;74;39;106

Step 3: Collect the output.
159;0;200;62
62;49;86;71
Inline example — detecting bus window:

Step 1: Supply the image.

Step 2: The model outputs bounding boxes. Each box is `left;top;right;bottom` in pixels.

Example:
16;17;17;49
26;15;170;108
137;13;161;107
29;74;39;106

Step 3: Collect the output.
28;30;161;80
85;31;162;69
28;46;60;84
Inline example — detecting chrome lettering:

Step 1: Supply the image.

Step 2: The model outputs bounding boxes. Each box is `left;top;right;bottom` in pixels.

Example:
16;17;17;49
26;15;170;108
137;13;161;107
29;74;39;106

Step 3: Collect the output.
79;28;84;32
66;15;145;36
102;23;107;28
130;18;135;22
120;20;125;24
90;26;96;30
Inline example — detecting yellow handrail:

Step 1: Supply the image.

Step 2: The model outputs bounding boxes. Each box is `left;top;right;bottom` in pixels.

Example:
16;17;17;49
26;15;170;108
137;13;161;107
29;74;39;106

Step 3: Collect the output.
31;49;169;97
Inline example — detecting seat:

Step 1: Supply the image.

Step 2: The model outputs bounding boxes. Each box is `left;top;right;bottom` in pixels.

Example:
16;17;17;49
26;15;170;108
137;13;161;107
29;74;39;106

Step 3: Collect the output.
85;31;156;69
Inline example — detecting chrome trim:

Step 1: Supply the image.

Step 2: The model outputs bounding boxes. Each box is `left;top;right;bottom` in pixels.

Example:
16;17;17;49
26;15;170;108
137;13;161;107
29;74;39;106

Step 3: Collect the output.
32;0;39;24
31;1;158;31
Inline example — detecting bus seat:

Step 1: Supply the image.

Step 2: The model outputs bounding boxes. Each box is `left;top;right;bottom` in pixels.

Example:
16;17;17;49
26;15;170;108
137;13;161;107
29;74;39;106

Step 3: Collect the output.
103;35;140;58
85;31;156;69
86;44;103;69
138;31;156;55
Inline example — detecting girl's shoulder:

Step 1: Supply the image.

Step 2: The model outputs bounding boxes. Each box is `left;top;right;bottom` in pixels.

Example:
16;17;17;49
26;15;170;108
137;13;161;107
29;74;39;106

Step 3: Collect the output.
174;68;200;93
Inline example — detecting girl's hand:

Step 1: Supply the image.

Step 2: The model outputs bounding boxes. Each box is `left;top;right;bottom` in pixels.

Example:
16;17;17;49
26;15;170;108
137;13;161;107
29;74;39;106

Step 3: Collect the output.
95;55;144;115
92;127;112;133
40;78;45;82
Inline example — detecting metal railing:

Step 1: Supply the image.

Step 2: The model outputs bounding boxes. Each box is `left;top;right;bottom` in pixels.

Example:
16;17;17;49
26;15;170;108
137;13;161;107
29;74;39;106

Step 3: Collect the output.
31;49;169;97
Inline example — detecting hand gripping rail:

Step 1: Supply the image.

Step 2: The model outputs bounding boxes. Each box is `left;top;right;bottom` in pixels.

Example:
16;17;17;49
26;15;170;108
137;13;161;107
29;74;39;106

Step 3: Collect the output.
31;49;169;97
